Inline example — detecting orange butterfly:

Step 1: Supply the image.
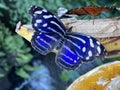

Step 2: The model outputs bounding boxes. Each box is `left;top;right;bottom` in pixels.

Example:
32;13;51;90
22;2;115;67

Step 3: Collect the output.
60;6;119;18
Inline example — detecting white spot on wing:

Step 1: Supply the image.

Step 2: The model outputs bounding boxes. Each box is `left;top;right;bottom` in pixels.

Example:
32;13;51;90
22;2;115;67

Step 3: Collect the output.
34;11;42;14
88;50;92;57
36;19;42;23
86;56;90;60
74;60;77;63
37;36;40;39
43;23;48;27
96;41;100;45
43;15;53;19
82;47;86;52
89;38;94;47
34;23;37;27
97;46;101;54
42;9;47;12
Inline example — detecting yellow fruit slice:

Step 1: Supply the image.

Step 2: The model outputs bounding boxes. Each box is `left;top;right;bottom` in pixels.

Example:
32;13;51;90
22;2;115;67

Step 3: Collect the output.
67;61;120;90
15;21;34;42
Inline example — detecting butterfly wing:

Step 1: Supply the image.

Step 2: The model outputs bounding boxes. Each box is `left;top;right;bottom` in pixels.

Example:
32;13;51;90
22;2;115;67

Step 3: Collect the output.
29;6;67;55
29;6;107;70
31;32;61;55
56;33;107;70
29;5;66;36
56;40;81;70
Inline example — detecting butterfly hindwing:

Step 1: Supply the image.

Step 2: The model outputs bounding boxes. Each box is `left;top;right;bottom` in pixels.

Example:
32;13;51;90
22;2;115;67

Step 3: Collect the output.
68;33;107;61
31;32;61;55
56;39;81;70
56;33;107;70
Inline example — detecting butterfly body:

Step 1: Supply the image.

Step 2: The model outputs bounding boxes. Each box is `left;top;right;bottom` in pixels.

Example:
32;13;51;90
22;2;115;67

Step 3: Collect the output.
29;5;107;70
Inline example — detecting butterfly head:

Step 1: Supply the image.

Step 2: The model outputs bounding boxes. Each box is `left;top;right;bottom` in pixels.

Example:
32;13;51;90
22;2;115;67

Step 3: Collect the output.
29;5;47;16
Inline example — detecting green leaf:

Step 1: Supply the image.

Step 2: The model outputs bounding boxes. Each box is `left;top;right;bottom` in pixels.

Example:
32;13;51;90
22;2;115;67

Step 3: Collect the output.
16;54;32;64
61;70;79;82
16;57;30;64
23;65;34;71
4;63;10;71
0;12;3;16
15;68;30;78
0;73;5;78
0;52;5;57
61;70;72;82
0;4;9;10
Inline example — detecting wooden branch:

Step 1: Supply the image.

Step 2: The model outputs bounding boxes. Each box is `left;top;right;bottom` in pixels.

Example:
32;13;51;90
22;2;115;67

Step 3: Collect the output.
15;16;120;58
61;16;120;37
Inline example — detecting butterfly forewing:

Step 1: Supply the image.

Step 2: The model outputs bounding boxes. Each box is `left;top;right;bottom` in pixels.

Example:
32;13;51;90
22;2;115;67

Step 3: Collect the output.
56;33;107;70
29;5;66;37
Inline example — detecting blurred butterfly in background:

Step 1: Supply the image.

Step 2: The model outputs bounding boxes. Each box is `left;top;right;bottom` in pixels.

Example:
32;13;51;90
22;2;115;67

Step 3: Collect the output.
59;6;120;18
29;5;107;70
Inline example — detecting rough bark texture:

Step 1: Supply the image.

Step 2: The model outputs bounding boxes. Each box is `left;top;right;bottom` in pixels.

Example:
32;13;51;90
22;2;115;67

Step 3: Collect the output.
61;16;120;38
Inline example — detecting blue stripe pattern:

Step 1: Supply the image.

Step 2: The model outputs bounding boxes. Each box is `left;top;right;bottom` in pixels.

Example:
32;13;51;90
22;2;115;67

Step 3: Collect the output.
29;5;107;70
31;32;60;55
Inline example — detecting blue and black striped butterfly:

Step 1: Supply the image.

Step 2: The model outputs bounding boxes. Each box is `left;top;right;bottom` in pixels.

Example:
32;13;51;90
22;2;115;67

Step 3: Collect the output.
29;5;107;70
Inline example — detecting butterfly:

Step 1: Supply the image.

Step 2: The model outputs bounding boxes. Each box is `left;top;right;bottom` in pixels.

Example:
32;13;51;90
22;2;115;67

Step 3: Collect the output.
60;6;119;18
29;5;107;70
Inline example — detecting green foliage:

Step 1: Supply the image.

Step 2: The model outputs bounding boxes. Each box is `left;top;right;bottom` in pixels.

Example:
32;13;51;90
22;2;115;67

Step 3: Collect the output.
0;73;4;78
61;70;79;82
16;65;41;78
0;0;119;29
23;65;35;71
0;22;33;78
15;68;30;78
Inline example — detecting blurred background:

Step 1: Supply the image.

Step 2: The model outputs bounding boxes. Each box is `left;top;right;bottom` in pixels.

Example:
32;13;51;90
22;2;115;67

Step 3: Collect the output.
0;0;120;90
